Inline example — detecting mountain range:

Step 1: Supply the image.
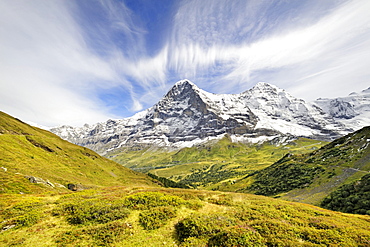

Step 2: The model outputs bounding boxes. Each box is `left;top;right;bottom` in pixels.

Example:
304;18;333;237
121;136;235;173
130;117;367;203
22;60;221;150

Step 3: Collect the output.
51;80;369;155
1;102;369;246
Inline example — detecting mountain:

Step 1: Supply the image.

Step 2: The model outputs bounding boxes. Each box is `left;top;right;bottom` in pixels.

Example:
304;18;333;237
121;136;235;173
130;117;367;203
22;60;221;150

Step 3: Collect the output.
0;111;158;194
2;114;370;246
239;126;370;205
51;80;353;155
315;87;370;131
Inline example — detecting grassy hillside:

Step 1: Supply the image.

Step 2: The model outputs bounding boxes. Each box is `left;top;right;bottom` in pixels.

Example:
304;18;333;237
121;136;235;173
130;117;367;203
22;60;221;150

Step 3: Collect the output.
108;135;326;191
0;111;158;194
241;126;370;205
1;187;370;246
1;112;370;246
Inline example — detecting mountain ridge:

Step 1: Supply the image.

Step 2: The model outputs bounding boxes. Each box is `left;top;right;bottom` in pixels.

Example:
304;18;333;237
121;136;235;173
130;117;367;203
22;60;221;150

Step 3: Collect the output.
241;126;370;205
0;111;158;194
51;80;368;155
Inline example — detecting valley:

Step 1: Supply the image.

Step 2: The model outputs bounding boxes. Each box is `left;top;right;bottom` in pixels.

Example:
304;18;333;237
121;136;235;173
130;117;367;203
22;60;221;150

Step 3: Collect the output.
106;135;327;191
1;80;369;246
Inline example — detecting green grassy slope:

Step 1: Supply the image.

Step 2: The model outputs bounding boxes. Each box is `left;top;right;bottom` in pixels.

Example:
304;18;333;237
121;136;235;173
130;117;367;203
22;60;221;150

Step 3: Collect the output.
0;111;158;194
108;135;326;191
242;126;370;205
1;187;369;246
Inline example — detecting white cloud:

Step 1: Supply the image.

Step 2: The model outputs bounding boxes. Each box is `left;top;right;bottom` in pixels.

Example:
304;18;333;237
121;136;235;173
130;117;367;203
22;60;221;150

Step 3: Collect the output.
0;1;125;126
1;0;369;126
163;0;370;99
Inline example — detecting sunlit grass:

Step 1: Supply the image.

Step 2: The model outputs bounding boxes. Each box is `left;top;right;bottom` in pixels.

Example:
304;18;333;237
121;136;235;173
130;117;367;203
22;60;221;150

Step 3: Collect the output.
0;111;158;194
1;187;369;246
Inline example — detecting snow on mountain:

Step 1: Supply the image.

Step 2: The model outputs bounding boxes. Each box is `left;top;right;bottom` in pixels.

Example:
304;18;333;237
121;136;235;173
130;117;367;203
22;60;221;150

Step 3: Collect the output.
314;87;370;131
51;80;359;155
241;82;348;138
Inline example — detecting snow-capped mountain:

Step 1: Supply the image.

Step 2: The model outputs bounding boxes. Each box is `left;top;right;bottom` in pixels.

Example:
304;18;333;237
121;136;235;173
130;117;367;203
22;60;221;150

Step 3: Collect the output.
314;87;370;131
51;80;357;154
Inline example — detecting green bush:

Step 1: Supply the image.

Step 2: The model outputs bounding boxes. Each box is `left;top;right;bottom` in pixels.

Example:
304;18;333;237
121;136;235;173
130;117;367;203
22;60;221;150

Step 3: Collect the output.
122;192;186;210
175;213;237;242
5;197;45;218
179;237;208;247
15;210;41;227
55;200;130;225
55;221;133;246
2;198;45;228
184;200;204;210
86;221;133;245
250;219;299;245
208;226;265;247
207;194;234;206
139;206;177;230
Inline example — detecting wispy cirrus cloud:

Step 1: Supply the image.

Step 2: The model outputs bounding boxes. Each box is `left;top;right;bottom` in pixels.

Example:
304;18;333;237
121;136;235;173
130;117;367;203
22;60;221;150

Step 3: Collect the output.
1;0;369;126
164;0;370;98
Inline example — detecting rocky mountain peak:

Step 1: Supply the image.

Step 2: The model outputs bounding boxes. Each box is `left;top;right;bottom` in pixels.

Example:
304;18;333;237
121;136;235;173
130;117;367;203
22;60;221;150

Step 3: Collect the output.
252;81;279;90
246;81;290;98
164;79;199;100
50;80;368;154
154;79;208;115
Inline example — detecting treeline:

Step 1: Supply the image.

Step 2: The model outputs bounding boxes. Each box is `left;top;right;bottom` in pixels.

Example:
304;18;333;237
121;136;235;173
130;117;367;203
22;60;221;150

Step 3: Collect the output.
180;164;243;187
147;173;193;189
321;173;370;215
248;161;325;196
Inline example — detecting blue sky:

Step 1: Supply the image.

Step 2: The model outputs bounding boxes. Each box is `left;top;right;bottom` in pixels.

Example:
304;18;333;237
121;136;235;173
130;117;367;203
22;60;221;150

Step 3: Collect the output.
0;0;369;126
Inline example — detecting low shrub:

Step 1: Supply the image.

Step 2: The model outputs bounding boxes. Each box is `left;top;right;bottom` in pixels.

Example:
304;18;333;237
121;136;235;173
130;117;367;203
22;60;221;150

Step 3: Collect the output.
122;191;186;210
179;237;208;247
55;200;130;225
55;221;133;246
55;230;88;246
208;226;265;247
175;213;237;242
15;210;42;227
5;197;45;218
139;206;177;230
207;194;234;206
184;200;204;210
86;221;133;245
250;219;299;244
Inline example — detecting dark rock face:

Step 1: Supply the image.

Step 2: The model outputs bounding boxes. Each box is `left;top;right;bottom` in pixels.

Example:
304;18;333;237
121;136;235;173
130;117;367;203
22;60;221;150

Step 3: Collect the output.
67;183;87;191
141;81;258;139
329;99;357;119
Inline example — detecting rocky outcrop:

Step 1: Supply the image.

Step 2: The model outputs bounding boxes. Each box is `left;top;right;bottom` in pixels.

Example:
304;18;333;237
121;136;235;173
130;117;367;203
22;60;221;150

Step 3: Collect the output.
25;176;55;187
67;183;89;191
